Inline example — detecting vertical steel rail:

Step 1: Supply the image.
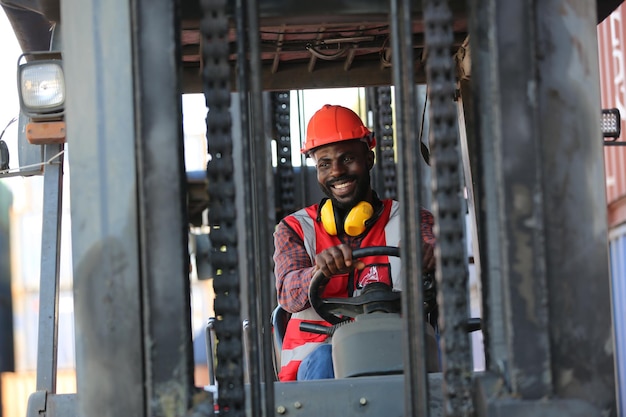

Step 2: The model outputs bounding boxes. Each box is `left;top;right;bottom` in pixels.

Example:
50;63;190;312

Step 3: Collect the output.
35;143;64;393
469;0;554;400
494;0;553;398
246;0;277;414
234;0;263;414
205;318;217;387
131;0;195;414
389;0;429;416
465;0;509;380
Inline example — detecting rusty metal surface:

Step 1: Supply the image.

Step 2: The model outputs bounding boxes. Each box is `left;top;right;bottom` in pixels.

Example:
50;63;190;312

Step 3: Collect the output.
132;0;196;414
537;1;616;412
467;0;616;414
3;0;468;91
495;0;553;398
474;374;606;417
4;0;624;91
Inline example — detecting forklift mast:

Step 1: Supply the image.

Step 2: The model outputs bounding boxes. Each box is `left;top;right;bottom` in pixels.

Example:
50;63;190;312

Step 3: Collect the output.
0;0;620;416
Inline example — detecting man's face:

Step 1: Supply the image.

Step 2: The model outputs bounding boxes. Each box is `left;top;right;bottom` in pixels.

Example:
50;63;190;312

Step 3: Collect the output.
311;139;374;210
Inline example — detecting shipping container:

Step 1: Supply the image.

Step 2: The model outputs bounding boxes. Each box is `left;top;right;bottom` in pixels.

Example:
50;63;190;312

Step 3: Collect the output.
598;7;626;416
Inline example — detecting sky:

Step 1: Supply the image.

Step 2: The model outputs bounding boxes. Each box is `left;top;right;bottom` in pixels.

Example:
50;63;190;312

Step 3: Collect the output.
0;8;20;148
0;7;30;206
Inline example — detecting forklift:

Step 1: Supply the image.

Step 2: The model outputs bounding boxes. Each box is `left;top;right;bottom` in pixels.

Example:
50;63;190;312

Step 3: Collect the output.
0;0;621;416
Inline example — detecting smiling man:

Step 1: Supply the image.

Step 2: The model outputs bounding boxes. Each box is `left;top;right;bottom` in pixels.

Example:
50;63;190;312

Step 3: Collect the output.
272;104;436;381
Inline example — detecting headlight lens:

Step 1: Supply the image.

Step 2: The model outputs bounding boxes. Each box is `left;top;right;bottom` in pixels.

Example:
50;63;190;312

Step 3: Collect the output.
602;108;620;139
17;53;65;120
20;62;65;110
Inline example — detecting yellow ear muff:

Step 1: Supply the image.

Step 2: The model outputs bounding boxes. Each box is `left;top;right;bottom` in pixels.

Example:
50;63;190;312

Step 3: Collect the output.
344;201;374;237
320;199;338;235
320;200;375;236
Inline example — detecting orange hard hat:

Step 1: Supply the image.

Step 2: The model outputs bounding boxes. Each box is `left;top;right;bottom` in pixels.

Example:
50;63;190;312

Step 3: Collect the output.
301;104;375;154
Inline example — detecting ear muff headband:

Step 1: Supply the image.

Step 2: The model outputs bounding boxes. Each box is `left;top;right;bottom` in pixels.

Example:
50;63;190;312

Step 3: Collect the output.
320;200;374;237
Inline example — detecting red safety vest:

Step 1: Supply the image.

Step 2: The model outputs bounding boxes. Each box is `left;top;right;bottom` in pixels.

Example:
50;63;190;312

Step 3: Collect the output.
278;199;401;381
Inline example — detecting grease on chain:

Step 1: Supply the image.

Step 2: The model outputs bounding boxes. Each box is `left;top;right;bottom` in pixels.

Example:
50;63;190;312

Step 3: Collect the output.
376;86;398;200
200;0;245;414
273;92;295;220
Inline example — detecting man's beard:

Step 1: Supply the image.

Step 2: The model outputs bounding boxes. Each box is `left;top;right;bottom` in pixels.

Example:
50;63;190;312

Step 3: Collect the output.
319;174;371;211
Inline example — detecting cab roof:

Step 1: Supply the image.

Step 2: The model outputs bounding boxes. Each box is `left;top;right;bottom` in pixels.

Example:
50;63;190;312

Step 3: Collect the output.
2;0;624;92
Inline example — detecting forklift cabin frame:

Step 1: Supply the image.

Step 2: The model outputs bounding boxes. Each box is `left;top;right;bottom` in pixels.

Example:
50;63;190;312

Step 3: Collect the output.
0;0;620;416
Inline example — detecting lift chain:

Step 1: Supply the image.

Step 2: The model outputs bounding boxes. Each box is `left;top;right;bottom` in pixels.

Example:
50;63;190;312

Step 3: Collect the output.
422;0;474;416
376;86;397;200
273;91;295;220
200;0;246;415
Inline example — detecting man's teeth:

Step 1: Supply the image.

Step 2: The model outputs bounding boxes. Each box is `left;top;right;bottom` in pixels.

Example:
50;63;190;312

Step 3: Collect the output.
333;182;351;189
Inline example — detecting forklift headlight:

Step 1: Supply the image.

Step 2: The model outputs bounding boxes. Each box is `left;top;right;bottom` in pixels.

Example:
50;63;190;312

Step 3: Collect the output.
18;53;65;120
601;108;620;139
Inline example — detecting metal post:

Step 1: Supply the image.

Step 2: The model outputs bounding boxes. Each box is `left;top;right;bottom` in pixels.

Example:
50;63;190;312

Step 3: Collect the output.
35;143;64;393
537;0;616;409
234;0;264;415
62;0;145;415
34;27;66;397
464;0;509;378
246;0;276;414
131;0;195;413
390;0;429;416
468;0;617;414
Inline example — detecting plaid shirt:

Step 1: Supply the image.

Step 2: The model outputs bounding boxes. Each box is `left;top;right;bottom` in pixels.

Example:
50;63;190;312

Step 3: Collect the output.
273;206;435;312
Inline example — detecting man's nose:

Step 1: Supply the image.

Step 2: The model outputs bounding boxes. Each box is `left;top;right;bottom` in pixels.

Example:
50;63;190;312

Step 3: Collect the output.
329;160;346;176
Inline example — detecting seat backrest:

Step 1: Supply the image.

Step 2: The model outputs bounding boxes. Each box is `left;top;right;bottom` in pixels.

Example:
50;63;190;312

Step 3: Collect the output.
271;305;291;380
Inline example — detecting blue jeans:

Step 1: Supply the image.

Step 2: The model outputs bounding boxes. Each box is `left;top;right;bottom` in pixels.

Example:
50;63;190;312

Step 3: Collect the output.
297;344;334;380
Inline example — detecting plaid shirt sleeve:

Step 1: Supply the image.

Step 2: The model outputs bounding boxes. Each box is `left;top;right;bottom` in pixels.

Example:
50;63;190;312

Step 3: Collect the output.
273;220;316;313
420;208;436;245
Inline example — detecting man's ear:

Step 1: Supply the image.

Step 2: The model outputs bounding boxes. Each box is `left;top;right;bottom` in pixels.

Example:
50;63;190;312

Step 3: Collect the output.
367;150;375;170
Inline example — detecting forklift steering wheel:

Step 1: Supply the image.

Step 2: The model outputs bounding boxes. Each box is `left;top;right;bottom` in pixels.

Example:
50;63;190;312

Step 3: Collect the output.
308;246;402;325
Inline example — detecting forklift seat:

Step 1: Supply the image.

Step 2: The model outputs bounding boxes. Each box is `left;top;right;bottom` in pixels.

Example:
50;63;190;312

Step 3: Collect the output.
271;305;291;379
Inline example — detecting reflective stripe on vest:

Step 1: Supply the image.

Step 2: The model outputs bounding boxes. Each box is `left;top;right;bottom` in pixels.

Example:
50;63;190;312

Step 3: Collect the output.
278;314;329;381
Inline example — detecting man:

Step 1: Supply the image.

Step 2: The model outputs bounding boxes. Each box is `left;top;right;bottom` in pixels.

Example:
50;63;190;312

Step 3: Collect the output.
273;104;436;381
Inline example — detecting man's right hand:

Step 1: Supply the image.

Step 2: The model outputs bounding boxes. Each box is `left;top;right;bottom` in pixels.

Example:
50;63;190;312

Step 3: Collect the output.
313;244;365;277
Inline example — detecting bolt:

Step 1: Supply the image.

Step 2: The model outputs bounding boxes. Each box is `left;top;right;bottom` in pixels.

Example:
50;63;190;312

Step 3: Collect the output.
359;397;367;406
294;401;302;409
276;405;287;414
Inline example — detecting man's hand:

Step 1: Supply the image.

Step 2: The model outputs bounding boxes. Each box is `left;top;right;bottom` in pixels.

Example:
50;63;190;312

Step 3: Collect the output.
314;244;365;277
398;240;436;273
